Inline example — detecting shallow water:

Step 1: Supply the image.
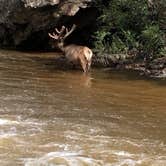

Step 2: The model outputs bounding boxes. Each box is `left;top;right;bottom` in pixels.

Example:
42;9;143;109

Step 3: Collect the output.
0;50;166;166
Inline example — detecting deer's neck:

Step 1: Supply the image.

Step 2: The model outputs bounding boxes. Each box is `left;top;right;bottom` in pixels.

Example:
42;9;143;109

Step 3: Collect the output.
58;43;77;53
57;42;65;52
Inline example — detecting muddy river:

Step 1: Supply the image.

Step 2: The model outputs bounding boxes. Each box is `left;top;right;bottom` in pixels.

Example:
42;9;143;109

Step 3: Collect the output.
0;50;165;166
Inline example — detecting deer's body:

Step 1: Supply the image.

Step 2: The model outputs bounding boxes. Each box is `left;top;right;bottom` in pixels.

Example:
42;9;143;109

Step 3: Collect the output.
62;44;92;72
48;25;93;72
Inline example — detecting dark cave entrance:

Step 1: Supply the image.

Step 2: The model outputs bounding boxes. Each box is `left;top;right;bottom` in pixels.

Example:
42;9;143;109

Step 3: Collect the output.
17;7;99;51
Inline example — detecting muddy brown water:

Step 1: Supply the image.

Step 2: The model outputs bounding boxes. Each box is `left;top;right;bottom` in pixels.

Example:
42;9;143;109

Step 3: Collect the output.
0;50;166;166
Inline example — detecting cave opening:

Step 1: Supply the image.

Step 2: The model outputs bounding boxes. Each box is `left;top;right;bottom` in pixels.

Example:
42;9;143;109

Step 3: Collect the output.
17;7;99;52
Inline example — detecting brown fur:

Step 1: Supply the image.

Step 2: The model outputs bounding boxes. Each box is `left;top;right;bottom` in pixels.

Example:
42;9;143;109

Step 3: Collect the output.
63;44;93;72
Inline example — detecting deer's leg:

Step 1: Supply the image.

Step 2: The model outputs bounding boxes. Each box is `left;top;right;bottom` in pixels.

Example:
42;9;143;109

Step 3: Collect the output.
71;62;77;69
87;60;91;72
80;58;87;73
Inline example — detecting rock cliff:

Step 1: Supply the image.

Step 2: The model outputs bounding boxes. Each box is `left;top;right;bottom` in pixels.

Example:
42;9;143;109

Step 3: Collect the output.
0;0;95;49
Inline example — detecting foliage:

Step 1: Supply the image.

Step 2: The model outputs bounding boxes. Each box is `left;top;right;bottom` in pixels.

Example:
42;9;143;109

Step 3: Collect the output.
139;25;165;59
93;0;166;59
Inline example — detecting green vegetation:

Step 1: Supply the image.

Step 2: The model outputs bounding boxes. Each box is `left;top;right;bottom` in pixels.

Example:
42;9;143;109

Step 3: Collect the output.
93;0;166;59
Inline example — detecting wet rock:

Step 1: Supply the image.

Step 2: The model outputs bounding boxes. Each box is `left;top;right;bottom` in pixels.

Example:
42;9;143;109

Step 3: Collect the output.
92;53;134;68
146;57;166;78
93;52;166;78
22;0;60;8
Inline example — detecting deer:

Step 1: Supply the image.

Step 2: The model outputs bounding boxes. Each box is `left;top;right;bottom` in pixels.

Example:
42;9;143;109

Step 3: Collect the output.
48;24;93;73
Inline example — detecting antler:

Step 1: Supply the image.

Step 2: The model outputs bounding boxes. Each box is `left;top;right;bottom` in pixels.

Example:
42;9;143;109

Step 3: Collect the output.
48;26;66;40
48;24;76;40
63;24;76;39
55;26;65;34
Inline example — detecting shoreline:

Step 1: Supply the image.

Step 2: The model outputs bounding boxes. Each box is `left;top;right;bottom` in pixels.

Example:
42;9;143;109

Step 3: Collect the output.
0;49;165;78
92;53;166;78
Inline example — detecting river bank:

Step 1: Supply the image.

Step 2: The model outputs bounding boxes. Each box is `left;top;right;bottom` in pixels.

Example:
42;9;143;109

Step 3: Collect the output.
92;53;166;78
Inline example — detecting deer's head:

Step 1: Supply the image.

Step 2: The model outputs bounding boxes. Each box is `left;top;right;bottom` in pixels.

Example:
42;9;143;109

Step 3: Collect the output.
48;24;76;50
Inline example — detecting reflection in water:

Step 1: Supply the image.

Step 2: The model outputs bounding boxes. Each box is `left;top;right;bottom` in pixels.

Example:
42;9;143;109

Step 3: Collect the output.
0;50;166;166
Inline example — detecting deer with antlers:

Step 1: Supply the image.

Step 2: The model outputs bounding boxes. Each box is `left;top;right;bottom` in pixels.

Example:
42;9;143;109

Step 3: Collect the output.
48;24;93;73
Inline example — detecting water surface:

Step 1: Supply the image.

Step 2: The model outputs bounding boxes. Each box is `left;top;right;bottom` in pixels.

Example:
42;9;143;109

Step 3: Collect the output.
0;50;166;166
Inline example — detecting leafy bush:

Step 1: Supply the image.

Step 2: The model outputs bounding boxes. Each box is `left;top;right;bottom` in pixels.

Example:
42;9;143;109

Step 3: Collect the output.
139;25;165;59
93;0;166;59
